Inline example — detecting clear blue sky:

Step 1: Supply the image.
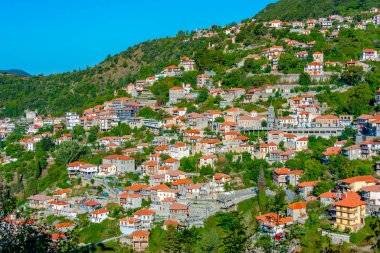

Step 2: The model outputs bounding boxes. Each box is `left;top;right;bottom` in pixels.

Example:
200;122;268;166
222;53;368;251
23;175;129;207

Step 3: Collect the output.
0;0;276;75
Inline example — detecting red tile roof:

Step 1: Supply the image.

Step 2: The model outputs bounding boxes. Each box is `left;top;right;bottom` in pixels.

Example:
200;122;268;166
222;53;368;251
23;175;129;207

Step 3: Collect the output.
134;208;155;216
91;209;109;215
124;184;150;191
298;181;318;188
332;194;366;208
319;192;338;199
287;202;307;210
131;230;150;237
169;203;188;211
340;175;377;184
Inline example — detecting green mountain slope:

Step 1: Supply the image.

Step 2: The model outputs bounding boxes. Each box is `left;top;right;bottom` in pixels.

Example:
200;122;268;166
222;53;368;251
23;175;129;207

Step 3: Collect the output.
0;0;379;118
0;69;31;76
255;0;380;21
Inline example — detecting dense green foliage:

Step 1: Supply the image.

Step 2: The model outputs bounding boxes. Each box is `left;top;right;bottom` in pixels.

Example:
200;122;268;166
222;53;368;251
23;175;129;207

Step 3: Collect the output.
256;0;380;21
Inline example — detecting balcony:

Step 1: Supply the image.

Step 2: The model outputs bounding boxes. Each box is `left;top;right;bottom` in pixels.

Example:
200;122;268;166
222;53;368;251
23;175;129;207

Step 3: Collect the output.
333;214;356;221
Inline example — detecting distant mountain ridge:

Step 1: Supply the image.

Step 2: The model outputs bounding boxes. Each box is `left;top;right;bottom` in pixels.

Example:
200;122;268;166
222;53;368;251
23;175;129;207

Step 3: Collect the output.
255;0;380;21
0;69;31;76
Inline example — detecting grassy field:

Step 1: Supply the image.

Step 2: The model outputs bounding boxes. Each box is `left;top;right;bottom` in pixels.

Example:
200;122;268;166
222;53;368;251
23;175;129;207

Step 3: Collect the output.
78;219;120;244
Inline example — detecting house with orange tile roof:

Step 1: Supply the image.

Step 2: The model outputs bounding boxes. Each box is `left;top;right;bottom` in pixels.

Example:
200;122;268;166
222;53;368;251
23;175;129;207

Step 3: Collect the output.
267;130;284;144
223;107;243;123
119;193;142;210
259;142;278;158
157;188;178;202
162;65;182;77
237;115;266;129
341;145;361;160
313;115;340;127
195;138;222;154
358;185;380;211
120;217;141;235
222;131;243;143
133;209;155;228
154;196;176;216
90;208;109;223
50;200;70;214
228;87;246;99
102;154;136;174
28;194;54;209
322;146;341;157
268;149;296;164
124;184;150;195
169;203;189;219
212;173;231;192
197;74;211;88
319;192;339;206
131;230;150;252
148;184;171;204
171;179;193;195
273;168;303;187
297;181;318;198
54;222;75;232
332;192;367;232
66;161;97;177
169;141;190;159
168;86;186;104
164;170;187;183
200;154;217;168
295;137;308;151
53;188;72;199
83;200;102;211
256;213;293;235
339;175;378;192
183;129;202;142
277;115;296;128
51;233;66;241
142;160;159;176
262;45;285;60
150;173;166;185
98;163;117;177
219;121;238;133
179;56;196;72
163;219;180;230
19;138;36;151
362;49;378;61
287;202;308;222
186;183;208;199
304;61;324;76
360;139;380;158
313;51;324;64
163;157;180;170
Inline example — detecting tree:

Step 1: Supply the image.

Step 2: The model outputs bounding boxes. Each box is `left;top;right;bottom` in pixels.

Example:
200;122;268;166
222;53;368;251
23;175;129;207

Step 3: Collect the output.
196;87;209;103
299;72;311;86
0;185;16;219
72;125;85;139
38;137;55;152
137;107;156;119
0;222;78;253
198;228;220;253
55;141;85;166
312;181;335;196
278;53;301;74
340;66;364;86
218;212;248;253
256;234;272;253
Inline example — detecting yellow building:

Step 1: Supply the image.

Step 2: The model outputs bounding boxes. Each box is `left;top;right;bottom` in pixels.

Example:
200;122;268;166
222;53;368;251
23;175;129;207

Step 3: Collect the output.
332;192;366;232
339;175;378;192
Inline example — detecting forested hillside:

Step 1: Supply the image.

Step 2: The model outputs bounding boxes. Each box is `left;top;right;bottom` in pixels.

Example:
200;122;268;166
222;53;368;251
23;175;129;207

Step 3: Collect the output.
0;0;379;118
255;0;380;21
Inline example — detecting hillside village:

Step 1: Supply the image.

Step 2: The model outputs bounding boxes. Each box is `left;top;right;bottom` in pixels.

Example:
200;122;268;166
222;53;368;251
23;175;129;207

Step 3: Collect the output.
1;5;380;253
